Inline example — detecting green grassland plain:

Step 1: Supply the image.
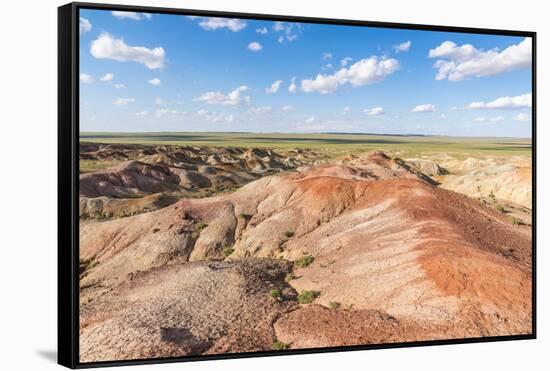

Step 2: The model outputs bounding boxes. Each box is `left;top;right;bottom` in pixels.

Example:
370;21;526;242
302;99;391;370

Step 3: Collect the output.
80;132;532;158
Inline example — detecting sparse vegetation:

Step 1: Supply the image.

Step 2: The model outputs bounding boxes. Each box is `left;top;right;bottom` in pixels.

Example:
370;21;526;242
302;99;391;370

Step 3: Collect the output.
270;288;282;299
329;301;341;309
295;255;314;268
285;272;296;281
192;223;208;238
284;230;295;238
239;212;247;219
511;217;522;226
272;341;289;350
488;190;496;200
495;204;506;213
297;290;321;304
223;245;235;257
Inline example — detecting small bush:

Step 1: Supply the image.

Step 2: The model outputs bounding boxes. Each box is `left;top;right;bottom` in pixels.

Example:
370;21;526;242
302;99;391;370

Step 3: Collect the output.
297;290;320;304
272;341;288;351
488;191;496;200
192;223;208;239
495;204;506;213
511;217;522;226
284;230;295;238
329;301;341;310
295;255;314;268
223;245;234;257
239;212;247;219
285;272;296;281
270;288;282;299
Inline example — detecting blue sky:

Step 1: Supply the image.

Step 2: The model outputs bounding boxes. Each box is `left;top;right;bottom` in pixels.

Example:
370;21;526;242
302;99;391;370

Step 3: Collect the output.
79;9;533;138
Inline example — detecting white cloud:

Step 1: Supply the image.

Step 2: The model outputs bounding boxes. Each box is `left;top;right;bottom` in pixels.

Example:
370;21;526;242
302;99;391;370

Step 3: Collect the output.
111;11;152;20
467;93;532;110
322;63;334;70
473;117;486;122
513;113;530;122
90;33;165;70
322;52;333;60
490;116;505;122
282;105;294;112
412;104;436;113
100;73;114;82
136;111;149;116
301;57;399;94
439;114;448;119
114;83;126;89
288;77;297;93
256;27;268;34
154;97;164;105
248;106;272;114
195;86;251;106
113;97;135;106
363;107;385;116
340;57;353;67
272;21;300;42
155;109;187;118
248;42;262;51
197;109;234;123
266;80;283;93
80;73;93;84
394;41;411;53
148;78;161;86
198;17;246;32
305;116;315;123
429;37;532;81
79;17;92;35
342;106;351;114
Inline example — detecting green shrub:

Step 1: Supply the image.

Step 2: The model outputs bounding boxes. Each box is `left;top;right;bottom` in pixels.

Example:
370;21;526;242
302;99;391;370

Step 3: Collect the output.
272;341;288;350
284;230;295;238
192;223;208;238
270;288;282;299
295;255;314;268
495;204;506;213
297;290;320;304
329;301;341;310
223;245;234;257
285;272;296;281
511;217;522;226
239;212;247;219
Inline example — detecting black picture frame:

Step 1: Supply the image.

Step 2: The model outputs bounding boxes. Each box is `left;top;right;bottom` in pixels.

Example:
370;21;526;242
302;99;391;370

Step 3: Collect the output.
58;2;537;368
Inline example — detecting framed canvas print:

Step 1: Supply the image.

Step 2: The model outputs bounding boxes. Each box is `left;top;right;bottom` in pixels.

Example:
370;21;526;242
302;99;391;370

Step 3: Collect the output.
58;2;536;368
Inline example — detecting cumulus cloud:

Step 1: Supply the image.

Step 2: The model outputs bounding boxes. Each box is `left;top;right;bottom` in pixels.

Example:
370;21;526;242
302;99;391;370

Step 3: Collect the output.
322;52;333;60
305;116;315;123
266;80;283;93
301;57;399;94
340;57;353;67
513;113;530;122
411;104;436;113
114;83;126;89
467;93;531;110
148;78;161;86
90;33;165;70
197;17;246;32
113;97;135;105
195;86;251;106
248;106;272;114
247;41;262;51
197;109;235;123
79;17;92;35
100;73;114;82
363;107;385;116
282;105;294;112
80;73;93;84
342;106;351;114
256;27;268;34
288;77;297;93
111;11;152;20
428;37;532;81
272;21;300;42
155;108;187;118
394;41;411;53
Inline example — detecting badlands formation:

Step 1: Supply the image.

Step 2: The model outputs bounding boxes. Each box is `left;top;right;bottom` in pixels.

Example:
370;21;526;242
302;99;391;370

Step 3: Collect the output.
78;144;532;362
